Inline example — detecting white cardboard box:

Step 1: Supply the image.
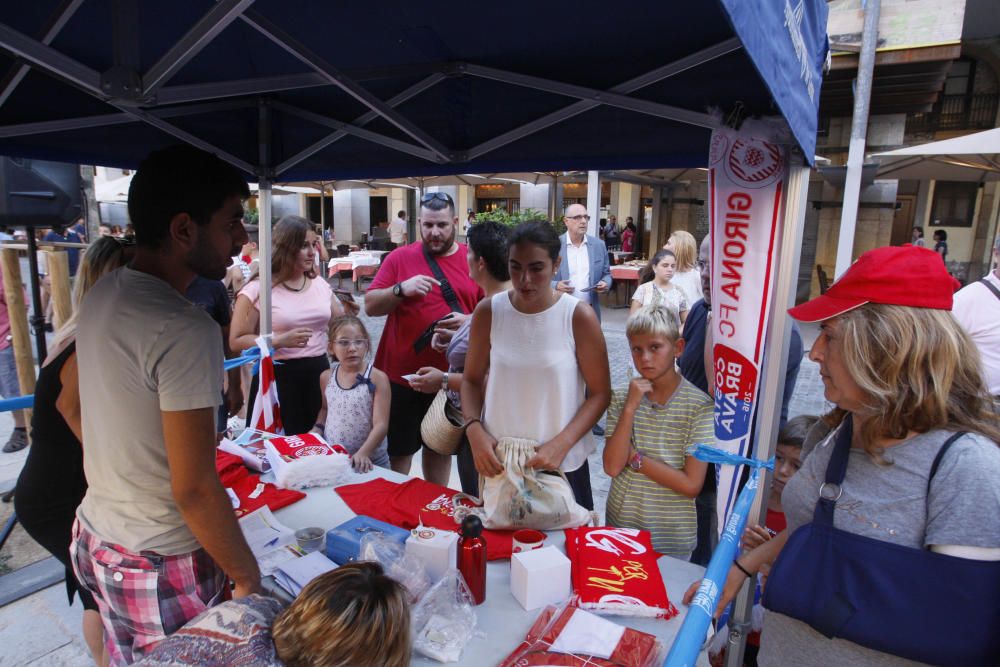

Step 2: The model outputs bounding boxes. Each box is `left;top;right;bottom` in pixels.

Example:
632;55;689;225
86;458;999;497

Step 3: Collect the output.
510;545;572;611
405;527;459;583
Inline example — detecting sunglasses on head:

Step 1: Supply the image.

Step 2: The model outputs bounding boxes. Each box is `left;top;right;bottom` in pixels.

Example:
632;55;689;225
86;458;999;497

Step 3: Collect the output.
420;192;454;206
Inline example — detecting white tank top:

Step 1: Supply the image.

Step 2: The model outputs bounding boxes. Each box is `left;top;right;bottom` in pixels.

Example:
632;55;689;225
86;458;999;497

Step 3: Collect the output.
482;291;594;472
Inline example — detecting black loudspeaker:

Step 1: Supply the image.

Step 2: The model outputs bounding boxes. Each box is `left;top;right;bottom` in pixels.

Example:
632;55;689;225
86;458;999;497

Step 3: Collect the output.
0;157;81;228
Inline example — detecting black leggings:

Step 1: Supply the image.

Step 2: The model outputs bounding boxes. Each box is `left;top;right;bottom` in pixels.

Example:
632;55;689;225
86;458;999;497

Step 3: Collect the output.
245;354;330;436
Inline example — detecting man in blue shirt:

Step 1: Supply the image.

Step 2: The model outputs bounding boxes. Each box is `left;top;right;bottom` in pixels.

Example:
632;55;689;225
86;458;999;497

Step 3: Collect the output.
43;224;83;276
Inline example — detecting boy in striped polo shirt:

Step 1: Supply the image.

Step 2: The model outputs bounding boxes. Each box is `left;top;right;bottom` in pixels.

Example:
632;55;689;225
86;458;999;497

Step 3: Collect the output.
603;305;714;559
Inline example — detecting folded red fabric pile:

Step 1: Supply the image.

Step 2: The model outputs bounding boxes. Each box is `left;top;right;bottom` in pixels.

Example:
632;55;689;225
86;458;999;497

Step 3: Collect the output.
215;450;306;518
335;477;514;560
497;605;664;667
564;526;678;620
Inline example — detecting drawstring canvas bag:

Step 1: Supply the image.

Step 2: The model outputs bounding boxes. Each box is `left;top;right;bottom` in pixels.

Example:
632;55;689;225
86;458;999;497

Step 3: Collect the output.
476;437;592;531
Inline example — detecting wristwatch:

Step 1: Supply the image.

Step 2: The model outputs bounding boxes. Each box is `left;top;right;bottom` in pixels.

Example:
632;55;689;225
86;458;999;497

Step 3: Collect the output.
441;372;449;390
392;282;403;297
628;450;643;471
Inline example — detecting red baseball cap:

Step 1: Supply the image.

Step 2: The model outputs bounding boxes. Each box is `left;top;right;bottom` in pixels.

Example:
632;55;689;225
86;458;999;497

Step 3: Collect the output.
788;245;961;323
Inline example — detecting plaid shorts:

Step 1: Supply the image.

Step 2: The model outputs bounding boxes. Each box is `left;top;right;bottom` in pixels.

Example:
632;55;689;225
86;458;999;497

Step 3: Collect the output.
70;520;226;666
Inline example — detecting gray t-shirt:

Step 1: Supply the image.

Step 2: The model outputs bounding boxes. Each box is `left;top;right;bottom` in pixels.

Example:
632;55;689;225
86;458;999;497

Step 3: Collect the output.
759;423;1000;667
445;316;472;408
77;267;224;555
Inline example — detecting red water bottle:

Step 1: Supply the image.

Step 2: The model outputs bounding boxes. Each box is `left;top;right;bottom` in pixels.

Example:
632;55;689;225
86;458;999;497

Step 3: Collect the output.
457;515;486;605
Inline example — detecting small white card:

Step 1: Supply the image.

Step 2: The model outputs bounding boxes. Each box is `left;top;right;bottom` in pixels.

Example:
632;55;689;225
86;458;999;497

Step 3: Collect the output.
549;609;626;660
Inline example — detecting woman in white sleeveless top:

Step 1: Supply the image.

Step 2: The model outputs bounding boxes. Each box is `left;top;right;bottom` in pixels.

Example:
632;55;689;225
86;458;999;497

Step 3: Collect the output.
461;221;611;510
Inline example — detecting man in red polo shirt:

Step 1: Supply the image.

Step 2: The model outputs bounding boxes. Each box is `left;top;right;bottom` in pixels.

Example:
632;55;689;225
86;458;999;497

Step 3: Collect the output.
365;192;482;485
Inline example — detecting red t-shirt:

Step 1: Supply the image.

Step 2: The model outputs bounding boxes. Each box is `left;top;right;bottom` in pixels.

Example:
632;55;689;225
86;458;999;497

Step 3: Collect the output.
765;507;787;536
369;242;482;384
335;477;514;560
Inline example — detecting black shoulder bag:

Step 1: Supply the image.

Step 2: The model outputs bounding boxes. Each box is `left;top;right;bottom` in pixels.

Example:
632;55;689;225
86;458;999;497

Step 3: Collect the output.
763;417;1000;665
413;245;465;353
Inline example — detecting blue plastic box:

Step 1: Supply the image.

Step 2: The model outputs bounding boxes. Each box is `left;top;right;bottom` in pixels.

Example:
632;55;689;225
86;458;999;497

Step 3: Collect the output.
325;515;410;565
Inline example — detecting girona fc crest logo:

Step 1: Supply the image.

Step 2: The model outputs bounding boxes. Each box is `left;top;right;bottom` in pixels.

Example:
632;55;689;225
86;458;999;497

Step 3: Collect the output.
725;138;784;189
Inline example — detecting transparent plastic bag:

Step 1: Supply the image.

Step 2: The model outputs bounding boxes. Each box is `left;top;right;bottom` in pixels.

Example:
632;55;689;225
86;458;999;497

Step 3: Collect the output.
411;569;478;663
497;603;666;667
358;532;432;603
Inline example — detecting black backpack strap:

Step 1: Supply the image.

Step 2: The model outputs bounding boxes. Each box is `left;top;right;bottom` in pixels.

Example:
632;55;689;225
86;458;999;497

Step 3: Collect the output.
813;414;853;525
422;243;464;313
926;431;967;496
978;278;1000;303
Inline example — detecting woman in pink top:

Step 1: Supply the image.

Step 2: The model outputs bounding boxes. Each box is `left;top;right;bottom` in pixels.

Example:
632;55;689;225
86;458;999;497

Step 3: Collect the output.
231;216;344;434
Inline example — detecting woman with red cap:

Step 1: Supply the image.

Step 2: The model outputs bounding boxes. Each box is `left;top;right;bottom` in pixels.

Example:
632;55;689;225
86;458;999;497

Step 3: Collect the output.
685;245;1000;666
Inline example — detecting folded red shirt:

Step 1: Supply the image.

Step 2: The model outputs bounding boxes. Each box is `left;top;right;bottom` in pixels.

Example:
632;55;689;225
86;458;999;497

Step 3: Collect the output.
335;477;515;560
215;450;305;518
564;526;677;620
497;605;663;667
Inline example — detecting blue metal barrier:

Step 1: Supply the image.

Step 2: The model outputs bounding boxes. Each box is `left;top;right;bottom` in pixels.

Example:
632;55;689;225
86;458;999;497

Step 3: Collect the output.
0;347;264;413
664;446;773;667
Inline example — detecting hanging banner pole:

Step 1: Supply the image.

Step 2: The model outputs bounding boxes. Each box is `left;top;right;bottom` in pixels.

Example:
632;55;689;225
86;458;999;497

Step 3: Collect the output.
706;125;788;534
722;160;811;667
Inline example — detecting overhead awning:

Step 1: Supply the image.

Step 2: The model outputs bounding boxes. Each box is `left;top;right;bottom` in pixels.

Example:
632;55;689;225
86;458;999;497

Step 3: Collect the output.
0;0;828;180
871;128;1000;182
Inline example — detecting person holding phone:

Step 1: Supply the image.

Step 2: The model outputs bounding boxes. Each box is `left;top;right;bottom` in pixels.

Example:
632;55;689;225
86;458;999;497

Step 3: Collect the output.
365;191;482;485
552;204;612;322
230;215;345;435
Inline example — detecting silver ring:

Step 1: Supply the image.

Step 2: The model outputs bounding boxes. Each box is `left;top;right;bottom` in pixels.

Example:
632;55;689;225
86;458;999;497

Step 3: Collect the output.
819;482;843;501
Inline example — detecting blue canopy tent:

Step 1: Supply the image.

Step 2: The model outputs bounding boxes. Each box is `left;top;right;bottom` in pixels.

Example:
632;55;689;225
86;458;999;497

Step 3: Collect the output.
0;0;828;662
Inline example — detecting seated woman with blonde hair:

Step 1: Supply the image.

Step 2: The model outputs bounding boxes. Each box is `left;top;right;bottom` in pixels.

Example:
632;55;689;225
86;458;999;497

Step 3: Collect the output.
136;562;411;667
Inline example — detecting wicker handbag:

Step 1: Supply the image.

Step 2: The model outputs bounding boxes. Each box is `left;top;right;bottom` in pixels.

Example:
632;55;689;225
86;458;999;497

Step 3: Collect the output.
420;389;465;455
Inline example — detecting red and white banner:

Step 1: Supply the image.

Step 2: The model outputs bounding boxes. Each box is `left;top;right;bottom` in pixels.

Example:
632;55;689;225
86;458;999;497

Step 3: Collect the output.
707;126;787;530
250;336;284;435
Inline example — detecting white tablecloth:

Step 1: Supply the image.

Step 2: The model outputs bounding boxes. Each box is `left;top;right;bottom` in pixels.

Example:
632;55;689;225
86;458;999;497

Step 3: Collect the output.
328;252;381;270
267;467;708;666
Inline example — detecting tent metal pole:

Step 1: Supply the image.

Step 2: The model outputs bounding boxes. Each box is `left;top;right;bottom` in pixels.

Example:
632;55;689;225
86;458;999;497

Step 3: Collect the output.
0;20;103;95
463;63;715;128
723;160;810;667
466;37;741;161
272;101;441;163
240;9;452;161
259;182;272;337
548;174;558;221
319;184;325;241
142;0;254;96
834;0;880;279
586;171;600;237
158;72;330;105
274;73;446;176
117;105;256;174
0;99;254;139
258;101;273;338
0;0;84;109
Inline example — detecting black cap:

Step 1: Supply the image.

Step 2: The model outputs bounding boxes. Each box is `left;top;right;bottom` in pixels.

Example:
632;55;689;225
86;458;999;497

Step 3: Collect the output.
460;515;483;538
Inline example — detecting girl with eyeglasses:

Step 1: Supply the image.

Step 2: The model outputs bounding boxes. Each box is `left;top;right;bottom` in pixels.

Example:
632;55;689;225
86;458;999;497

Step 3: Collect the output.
311;316;390;472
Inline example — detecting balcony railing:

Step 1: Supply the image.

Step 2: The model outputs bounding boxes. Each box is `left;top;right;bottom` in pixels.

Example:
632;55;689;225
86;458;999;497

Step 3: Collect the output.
907;93;999;133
